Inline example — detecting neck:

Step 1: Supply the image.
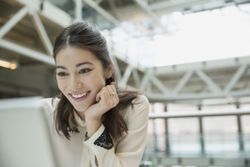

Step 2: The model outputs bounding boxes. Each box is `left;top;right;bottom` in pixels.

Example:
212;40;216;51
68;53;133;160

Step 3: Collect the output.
74;109;85;120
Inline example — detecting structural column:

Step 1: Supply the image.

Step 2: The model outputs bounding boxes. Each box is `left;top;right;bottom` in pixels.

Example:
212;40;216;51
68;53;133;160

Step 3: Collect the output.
236;102;244;152
198;104;205;155
164;104;170;155
152;103;159;152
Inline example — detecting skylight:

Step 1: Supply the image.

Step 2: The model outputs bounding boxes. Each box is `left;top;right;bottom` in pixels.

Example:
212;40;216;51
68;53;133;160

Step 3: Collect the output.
108;4;250;67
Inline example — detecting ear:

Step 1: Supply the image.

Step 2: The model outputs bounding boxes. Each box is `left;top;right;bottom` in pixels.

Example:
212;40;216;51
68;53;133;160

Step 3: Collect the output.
105;65;114;79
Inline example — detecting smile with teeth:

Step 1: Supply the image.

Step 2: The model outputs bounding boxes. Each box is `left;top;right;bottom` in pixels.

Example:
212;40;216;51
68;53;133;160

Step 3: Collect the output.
70;91;90;100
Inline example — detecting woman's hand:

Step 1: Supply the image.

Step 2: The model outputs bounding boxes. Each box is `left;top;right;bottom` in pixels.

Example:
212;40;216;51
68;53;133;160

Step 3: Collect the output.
84;83;119;136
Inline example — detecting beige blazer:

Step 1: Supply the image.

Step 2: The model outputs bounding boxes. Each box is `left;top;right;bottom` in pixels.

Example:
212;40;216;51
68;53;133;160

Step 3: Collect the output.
42;95;149;167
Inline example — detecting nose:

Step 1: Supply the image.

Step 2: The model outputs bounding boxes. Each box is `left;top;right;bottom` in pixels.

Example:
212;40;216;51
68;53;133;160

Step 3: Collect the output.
69;73;83;90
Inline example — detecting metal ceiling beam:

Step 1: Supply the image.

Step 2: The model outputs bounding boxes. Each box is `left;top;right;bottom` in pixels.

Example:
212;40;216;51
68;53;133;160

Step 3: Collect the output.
0;5;53;57
111;54;249;102
1;0;250;103
134;0;165;30
132;69;140;88
224;65;248;93
74;0;83;21
150;0;250;14
82;0;119;25
111;56;122;80
120;65;133;87
195;69;221;93
150;0;211;11
149;108;250;119
173;70;193;94
0;39;54;65
140;69;153;90
147;90;250;101
30;10;53;56
153;56;250;75
0;7;29;39
150;75;169;94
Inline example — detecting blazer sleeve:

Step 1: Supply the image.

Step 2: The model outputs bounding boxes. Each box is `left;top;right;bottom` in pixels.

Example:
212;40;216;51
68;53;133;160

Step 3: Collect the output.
83;95;150;167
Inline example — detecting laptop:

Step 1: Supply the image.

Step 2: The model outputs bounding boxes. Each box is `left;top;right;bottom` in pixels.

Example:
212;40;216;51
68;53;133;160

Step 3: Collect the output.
0;97;58;167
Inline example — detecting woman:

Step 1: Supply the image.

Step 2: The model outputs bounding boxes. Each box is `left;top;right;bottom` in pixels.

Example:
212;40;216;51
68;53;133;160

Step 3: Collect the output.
43;22;149;167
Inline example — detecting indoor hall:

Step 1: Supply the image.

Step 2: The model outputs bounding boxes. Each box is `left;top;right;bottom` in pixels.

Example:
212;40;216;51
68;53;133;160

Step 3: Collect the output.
0;0;250;167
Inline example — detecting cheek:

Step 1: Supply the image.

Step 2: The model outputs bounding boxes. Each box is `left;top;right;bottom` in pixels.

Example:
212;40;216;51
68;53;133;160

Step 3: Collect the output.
56;78;67;92
85;72;106;86
99;78;107;90
96;74;106;85
87;76;106;91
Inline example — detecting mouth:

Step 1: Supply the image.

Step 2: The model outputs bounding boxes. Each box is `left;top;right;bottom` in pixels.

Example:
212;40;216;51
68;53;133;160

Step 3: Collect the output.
69;91;91;102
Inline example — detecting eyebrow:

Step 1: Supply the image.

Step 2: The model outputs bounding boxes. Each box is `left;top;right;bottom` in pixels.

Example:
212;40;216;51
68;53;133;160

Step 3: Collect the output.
56;62;93;69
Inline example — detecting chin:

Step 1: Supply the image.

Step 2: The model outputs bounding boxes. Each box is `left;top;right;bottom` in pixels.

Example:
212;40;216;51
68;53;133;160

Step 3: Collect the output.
74;104;88;113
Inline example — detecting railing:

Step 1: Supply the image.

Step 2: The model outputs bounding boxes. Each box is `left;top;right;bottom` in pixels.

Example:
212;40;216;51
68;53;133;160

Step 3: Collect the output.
141;109;250;167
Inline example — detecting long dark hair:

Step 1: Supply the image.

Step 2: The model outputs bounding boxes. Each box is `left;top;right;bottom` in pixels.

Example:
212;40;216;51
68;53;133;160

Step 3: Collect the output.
53;22;139;141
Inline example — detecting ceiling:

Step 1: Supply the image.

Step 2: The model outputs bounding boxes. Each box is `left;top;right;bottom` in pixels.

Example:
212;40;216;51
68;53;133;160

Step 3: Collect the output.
0;0;250;105
48;0;250;30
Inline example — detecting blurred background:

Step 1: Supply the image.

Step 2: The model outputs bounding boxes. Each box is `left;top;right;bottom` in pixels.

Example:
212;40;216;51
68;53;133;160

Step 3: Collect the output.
0;0;250;166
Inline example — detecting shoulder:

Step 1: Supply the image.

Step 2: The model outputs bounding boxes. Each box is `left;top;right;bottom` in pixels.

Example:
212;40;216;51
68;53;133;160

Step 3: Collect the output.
41;97;59;114
130;95;150;115
123;95;150;130
131;94;149;106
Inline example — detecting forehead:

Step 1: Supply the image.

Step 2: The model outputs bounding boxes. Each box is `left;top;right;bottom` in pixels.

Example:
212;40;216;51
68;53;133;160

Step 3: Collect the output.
55;46;100;65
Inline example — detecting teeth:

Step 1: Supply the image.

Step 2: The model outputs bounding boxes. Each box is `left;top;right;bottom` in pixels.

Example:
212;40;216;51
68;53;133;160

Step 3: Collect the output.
71;92;87;98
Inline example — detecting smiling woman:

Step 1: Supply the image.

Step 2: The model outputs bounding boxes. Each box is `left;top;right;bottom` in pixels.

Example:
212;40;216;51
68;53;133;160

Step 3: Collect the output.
55;48;109;114
42;22;150;167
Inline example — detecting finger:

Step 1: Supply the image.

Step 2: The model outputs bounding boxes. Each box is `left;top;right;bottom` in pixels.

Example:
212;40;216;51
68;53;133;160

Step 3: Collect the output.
111;86;119;106
110;82;118;95
96;87;106;102
110;85;119;106
109;84;116;93
106;86;115;105
106;85;114;95
110;85;119;105
110;81;116;86
96;91;101;102
110;85;119;99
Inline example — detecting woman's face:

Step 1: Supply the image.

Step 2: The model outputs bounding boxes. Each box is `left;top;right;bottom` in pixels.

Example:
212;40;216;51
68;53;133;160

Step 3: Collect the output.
55;46;112;113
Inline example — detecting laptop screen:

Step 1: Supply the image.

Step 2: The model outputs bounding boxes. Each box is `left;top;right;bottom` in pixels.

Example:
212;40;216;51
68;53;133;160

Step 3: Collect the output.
0;97;57;167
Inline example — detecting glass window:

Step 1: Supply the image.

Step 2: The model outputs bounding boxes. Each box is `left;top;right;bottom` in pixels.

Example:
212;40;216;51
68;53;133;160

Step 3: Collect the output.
168;118;200;155
241;112;250;152
203;116;238;154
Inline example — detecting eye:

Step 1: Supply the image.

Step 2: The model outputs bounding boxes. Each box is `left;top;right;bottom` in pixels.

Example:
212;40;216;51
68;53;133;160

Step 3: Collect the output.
57;71;68;77
79;68;92;74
